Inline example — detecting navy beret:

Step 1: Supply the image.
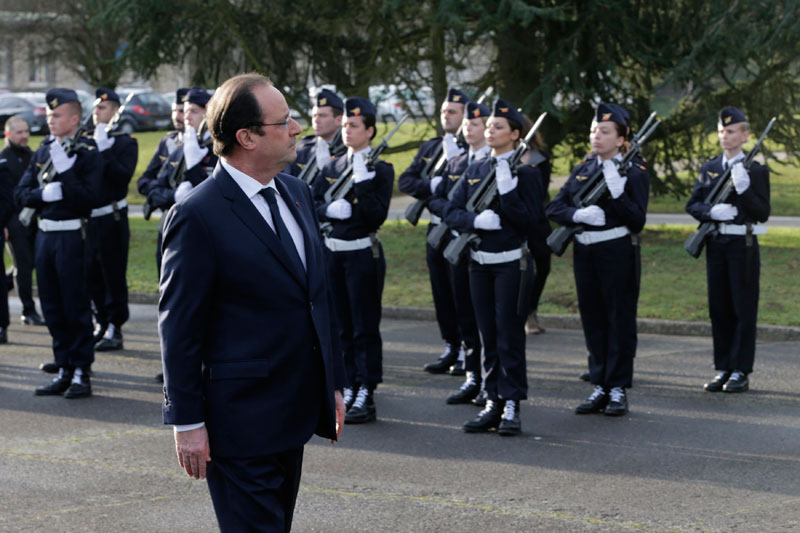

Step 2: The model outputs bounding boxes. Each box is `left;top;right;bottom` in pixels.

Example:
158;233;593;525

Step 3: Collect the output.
175;88;190;104
45;88;79;110
95;87;120;105
719;107;747;126
594;103;630;128
447;88;469;104
491;98;524;126
466;101;490;119
186;87;211;108
315;88;344;111
344;97;375;118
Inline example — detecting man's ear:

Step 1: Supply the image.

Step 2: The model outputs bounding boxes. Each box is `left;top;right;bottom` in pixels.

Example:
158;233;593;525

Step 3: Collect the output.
235;128;256;151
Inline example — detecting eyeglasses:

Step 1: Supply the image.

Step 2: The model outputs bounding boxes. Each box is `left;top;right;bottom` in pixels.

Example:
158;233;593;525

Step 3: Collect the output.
251;117;291;129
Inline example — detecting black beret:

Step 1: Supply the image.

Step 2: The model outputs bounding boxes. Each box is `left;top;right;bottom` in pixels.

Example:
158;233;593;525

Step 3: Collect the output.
492;98;524;126
45;88;79;110
719;107;747;126
315;88;344;111
344;97;375;118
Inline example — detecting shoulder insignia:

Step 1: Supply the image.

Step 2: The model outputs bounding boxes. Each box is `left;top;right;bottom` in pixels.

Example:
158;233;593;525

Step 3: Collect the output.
576;175;588;181
159;155;167;161
638;165;646;170
297;163;306;170
36;162;45;169
326;177;337;184
468;178;481;186
169;161;178;167
707;171;719;179
422;157;431;163
353;198;359;204
449;174;462;181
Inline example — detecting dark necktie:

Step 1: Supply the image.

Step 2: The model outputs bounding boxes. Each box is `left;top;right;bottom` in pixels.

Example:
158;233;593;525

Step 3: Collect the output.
724;161;729;171
469;153;474;164
259;188;305;275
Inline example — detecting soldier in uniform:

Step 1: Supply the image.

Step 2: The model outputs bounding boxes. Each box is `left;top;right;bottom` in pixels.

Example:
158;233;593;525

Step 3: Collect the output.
284;88;345;182
444;99;544;436
137;88;187;204
429;100;490;404
686;107;770;393
399;88;469;374
546;103;650;417
312;97;394;424
87;88;138;352
16;89;102;398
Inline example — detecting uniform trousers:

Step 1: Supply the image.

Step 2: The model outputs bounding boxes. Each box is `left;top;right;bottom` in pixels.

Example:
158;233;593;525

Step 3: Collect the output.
0;234;8;328
528;235;551;312
469;258;532;401
87;208;130;329
573;236;637;389
445;237;481;375
426;226;460;346
35;229;94;369
6;216;37;316
328;244;385;389
206;447;304;533
706;235;760;374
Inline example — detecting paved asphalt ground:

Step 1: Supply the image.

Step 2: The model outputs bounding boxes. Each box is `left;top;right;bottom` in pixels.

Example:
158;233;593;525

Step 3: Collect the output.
1;298;798;532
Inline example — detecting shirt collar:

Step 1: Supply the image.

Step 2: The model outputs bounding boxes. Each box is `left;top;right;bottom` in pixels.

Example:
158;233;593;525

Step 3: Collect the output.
493;149;514;161
469;145;491;161
220;158;277;199
722;151;745;167
347;146;371;160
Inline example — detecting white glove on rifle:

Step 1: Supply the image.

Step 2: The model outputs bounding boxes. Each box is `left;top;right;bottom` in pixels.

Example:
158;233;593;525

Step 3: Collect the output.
49;141;77;174
352;152;375;183
710;203;738;221
442;133;464;161
174;181;194;203
41;182;63;203
603;159;627;199
572;205;606;226
93;124;115;152
315;139;331;171
326;198;352;220
183;125;208;169
731;161;750;194
495;158;518;194
430;176;443;194
473;209;502;231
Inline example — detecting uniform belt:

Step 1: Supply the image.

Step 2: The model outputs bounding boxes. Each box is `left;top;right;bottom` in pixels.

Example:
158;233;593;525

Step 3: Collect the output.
575;226;630;245
90;199;128;218
429;214;442;225
470;248;523;265
324;236;373;252
38;218;82;232
717;223;767;236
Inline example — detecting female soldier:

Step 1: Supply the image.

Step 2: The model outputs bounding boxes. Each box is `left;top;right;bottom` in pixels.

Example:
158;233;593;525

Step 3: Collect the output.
444;98;545;436
546;103;650;417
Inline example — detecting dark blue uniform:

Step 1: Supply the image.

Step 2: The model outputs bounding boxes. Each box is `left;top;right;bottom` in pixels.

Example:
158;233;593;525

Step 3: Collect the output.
136;130;180;197
312;152;394;390
87;131;138;334
546;153;650;389
15;135;103;370
285;134;347;184
686;155;770;374
524;151;553;316
444;156;544;402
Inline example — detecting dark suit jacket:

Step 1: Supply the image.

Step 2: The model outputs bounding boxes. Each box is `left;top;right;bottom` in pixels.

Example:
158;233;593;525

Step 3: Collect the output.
159;163;346;458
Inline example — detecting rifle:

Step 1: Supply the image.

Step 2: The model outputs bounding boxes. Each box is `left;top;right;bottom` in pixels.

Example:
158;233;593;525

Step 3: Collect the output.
683;116;776;258
442;112;548;266
319;115;408;237
19;124;88;227
297;127;342;185
106;93;134;137
404;89;492;225
546;112;661;257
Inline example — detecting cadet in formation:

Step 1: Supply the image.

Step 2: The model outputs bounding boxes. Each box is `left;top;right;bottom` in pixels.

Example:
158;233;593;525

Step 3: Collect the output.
285;88;346;183
686;107;770;394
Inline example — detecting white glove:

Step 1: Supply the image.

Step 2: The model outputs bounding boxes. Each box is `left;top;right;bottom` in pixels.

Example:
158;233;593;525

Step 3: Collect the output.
495;159;518;195
352;152;375;183
183;125;208;169
41;182;63;203
572;205;606;226
710;203;738;221
731;162;750;194
315;139;331;171
473;209;502;231
49;141;77;174
430;176;443;194
93;124;115;152
326;198;352;220
174;181;194;203
442;133;464;161
603;159;627;199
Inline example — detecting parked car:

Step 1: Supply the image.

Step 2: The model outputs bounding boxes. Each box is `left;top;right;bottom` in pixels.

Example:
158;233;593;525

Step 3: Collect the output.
0;92;49;134
369;84;436;122
75;90;96;127
113;90;172;133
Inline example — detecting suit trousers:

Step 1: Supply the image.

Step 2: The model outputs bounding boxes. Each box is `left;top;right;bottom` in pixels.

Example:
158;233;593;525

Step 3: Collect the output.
35;229;94;369
87;209;130;328
6;216;37;316
706;235;760;374
469;259;531;401
206;447;304;533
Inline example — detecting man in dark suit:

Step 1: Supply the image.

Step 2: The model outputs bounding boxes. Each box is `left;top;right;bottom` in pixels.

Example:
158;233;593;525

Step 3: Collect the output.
159;73;346;532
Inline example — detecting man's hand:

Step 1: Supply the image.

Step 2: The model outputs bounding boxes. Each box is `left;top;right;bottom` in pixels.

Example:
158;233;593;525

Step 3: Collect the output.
332;390;345;443
174;425;211;480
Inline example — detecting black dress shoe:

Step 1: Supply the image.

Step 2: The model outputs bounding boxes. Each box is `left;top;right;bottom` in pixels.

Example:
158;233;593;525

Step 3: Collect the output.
579;371;590;382
423;343;459;374
35;369;73;396
497;400;521;436
448;360;465;376
463;400;502;433
21;313;46;326
604;387;628;417
155;372;164;383
345;386;376;424
95;329;123;351
0;327;7;344
64;370;92;399
576;386;609;414
472;388;488;407
40;362;59;374
723;371;749;393
704;371;730;392
446;378;481;404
